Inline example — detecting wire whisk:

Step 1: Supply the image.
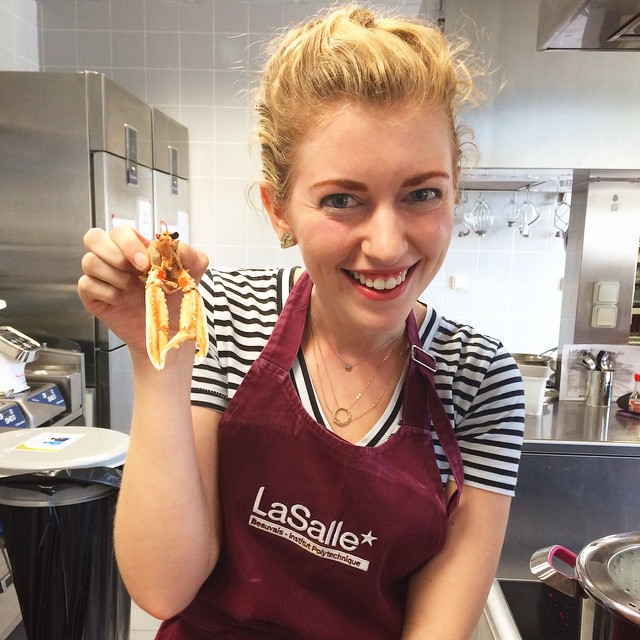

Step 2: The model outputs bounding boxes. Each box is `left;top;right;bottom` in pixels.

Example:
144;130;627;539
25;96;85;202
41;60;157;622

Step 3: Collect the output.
554;192;570;238
464;193;493;237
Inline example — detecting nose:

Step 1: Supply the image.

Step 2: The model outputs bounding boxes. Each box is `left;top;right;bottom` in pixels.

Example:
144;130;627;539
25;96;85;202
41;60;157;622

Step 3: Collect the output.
360;204;408;265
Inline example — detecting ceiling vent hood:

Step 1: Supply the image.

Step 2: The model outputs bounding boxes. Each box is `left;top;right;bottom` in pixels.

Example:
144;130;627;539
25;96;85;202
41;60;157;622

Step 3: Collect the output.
538;0;640;51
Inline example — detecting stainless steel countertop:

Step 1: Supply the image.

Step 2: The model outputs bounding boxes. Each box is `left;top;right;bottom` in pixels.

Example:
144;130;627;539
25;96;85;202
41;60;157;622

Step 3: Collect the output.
4;402;640;456
524;400;640;455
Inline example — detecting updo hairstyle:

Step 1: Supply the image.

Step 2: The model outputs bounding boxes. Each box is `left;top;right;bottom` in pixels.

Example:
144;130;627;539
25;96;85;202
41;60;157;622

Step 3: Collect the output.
255;4;485;206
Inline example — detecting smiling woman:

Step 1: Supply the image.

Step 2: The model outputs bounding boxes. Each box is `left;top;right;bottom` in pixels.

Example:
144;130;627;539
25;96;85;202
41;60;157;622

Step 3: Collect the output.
77;4;524;639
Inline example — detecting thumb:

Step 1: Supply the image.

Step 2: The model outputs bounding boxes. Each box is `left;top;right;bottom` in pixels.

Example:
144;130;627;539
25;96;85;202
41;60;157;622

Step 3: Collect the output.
179;243;209;280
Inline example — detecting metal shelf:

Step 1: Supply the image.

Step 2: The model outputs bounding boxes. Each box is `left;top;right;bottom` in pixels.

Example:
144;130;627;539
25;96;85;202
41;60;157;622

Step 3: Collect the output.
459;168;573;193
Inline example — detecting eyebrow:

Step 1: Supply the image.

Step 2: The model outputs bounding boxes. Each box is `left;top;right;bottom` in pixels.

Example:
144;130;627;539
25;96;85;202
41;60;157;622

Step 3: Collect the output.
311;171;451;192
403;171;451;187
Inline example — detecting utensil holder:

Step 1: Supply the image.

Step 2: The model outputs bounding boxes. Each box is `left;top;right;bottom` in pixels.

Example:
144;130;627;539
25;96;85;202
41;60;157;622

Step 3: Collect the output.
585;370;614;407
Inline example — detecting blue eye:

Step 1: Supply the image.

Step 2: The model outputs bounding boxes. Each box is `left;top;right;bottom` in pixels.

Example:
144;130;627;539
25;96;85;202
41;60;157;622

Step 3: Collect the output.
411;188;441;203
320;193;357;209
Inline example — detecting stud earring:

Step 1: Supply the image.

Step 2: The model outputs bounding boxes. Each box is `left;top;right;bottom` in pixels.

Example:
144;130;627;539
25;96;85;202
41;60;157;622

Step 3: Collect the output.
280;232;296;249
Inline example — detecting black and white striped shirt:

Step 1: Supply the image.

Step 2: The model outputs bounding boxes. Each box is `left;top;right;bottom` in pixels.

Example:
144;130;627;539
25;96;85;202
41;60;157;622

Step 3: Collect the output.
192;267;525;497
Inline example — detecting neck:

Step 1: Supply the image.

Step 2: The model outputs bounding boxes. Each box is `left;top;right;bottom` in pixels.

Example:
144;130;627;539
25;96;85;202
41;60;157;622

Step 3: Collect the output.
307;315;409;433
311;314;405;366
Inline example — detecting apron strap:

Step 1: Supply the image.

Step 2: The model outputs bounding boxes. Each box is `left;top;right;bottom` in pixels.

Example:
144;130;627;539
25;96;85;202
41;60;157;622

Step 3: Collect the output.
403;312;464;517
258;270;313;373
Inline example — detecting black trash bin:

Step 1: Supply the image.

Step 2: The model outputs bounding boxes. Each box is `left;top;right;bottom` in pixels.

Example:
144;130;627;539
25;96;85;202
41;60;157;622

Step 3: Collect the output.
0;427;130;640
0;471;130;640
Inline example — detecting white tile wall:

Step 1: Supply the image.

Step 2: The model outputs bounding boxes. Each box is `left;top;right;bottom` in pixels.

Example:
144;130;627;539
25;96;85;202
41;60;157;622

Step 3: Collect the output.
22;0;563;355
421;189;566;353
0;0;39;70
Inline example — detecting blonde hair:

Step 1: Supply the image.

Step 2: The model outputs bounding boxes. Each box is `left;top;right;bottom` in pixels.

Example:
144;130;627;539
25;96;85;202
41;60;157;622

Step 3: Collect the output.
255;4;486;205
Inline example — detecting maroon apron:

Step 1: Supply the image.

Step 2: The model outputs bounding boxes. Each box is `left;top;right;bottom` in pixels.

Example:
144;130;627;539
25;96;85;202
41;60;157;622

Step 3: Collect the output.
156;272;464;639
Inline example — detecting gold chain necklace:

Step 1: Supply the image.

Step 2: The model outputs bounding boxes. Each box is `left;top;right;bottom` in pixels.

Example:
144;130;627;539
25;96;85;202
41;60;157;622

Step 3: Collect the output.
314;318;405;372
309;317;406;427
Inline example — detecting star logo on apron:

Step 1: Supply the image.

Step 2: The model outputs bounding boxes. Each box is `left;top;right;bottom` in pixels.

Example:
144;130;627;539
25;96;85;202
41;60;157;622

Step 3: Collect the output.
361;531;377;546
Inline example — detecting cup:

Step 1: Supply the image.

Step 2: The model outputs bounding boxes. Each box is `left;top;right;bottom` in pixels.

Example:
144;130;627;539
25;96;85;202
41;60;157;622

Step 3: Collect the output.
519;363;551;415
585;369;614;407
522;376;548;415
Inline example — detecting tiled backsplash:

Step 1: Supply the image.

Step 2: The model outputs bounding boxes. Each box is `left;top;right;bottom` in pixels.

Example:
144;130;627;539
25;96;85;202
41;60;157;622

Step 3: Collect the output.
422;189;566;354
0;0;39;70
6;0;564;355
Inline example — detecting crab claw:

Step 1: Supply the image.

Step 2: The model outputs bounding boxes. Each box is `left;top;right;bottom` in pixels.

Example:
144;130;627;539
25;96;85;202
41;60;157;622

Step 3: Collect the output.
161;270;209;365
145;267;171;370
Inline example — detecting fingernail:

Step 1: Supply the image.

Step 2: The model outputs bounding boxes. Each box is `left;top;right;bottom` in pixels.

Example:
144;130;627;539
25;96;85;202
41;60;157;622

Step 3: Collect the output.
133;252;149;271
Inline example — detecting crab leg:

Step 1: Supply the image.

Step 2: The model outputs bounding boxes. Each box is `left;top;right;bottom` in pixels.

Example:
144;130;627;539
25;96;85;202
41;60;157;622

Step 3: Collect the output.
145;267;171;370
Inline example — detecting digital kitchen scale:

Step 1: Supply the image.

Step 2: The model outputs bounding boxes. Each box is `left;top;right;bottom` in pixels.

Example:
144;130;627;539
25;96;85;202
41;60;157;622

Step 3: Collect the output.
0;326;66;428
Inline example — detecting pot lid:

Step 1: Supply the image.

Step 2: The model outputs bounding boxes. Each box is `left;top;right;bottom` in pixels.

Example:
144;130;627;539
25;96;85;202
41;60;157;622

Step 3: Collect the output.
576;531;640;627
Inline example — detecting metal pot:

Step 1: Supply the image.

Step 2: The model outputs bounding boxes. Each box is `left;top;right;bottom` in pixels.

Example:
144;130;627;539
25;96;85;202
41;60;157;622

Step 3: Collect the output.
531;532;640;639
512;353;554;369
513;351;559;404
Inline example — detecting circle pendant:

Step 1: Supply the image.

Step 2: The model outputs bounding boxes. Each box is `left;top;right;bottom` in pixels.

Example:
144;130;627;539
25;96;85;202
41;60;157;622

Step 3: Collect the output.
344;363;353;371
333;407;352;427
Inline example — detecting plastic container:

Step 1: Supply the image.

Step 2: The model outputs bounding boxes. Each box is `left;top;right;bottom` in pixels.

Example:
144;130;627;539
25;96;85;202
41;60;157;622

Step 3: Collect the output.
518;364;551;415
0;427;129;640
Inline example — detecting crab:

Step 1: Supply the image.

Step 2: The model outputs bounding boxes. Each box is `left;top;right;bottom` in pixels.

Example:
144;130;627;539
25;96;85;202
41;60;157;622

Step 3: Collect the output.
142;224;208;370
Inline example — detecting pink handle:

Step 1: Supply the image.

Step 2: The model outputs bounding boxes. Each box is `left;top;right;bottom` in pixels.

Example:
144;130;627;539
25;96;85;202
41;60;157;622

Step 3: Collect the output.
547;545;578;570
530;544;582;598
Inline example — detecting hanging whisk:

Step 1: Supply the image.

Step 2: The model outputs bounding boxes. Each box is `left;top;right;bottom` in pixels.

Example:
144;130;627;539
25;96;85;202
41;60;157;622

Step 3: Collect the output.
553;192;571;238
502;193;519;227
516;190;540;237
464;192;493;237
455;191;470;237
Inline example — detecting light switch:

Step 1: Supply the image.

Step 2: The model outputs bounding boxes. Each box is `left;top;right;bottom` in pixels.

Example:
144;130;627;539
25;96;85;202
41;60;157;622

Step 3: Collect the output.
450;275;469;290
591;304;618;328
593;281;619;304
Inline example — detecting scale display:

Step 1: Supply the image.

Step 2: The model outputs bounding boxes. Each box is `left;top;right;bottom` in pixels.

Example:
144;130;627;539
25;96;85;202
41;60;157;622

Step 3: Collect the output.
0;404;27;428
28;386;65;408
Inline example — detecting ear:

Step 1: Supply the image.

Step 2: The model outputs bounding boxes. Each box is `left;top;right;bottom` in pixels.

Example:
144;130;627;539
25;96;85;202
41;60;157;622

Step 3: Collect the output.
260;183;292;239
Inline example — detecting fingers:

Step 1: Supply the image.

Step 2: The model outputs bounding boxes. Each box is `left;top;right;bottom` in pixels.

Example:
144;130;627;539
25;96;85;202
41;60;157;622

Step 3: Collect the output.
79;227;146;315
178;242;209;281
81;250;137;292
83;226;207;277
79;225;208;311
83;226;150;274
77;272;123;309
